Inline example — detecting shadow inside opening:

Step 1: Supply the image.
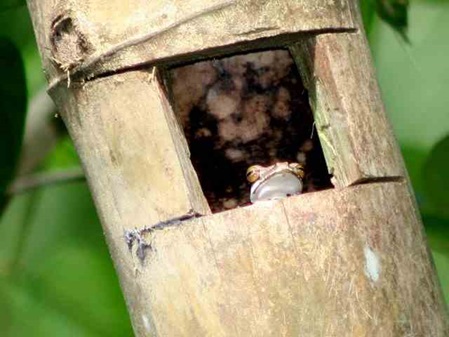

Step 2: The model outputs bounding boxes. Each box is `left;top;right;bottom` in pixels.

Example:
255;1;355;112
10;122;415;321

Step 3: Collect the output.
169;49;333;213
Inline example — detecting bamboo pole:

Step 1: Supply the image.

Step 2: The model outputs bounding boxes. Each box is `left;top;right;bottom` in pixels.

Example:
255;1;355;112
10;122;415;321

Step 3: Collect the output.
26;0;447;336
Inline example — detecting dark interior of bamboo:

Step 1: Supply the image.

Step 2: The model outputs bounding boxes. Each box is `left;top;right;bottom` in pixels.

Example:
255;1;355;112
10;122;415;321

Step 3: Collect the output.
169;49;333;212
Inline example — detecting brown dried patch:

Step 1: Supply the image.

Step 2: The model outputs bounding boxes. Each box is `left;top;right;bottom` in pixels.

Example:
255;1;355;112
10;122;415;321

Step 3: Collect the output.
50;14;92;72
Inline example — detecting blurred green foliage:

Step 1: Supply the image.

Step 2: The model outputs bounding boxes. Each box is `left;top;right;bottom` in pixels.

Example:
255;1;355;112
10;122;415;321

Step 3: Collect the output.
0;38;27;210
0;184;132;336
0;5;134;337
42;136;81;170
0;0;448;335
0;0;25;12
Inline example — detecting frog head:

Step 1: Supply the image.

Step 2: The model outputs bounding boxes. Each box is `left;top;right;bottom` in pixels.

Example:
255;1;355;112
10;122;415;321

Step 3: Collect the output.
246;162;305;203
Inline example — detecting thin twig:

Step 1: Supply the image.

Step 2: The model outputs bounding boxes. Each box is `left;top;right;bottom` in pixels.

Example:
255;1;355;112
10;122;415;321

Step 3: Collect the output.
48;0;236;90
8;168;85;195
7;189;42;276
18;88;59;176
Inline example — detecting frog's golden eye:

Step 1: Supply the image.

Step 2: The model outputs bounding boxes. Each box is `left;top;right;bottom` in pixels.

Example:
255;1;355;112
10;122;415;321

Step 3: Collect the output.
246;165;262;183
288;162;305;179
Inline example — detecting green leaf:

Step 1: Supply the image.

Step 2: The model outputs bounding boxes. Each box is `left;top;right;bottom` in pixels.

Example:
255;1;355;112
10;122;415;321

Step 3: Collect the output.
422;135;449;217
0;6;46;97
0;37;27;209
424;214;449;254
375;0;409;42
0;0;25;12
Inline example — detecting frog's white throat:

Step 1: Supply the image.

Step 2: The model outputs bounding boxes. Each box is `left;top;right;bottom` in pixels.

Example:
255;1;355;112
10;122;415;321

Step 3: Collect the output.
250;172;303;203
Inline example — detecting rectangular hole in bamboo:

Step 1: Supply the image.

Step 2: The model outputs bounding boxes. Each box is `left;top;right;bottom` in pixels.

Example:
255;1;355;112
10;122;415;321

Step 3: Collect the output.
168;49;333;213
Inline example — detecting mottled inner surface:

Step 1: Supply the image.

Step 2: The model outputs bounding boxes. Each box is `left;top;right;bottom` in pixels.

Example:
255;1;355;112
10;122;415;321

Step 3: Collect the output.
170;50;332;212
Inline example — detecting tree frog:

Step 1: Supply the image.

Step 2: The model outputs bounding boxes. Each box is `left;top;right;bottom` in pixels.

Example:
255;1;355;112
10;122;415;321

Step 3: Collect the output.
246;162;305;203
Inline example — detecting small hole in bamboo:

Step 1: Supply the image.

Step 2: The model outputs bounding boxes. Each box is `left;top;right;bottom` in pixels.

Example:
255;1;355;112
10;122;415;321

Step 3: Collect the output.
50;15;90;72
169;49;332;213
